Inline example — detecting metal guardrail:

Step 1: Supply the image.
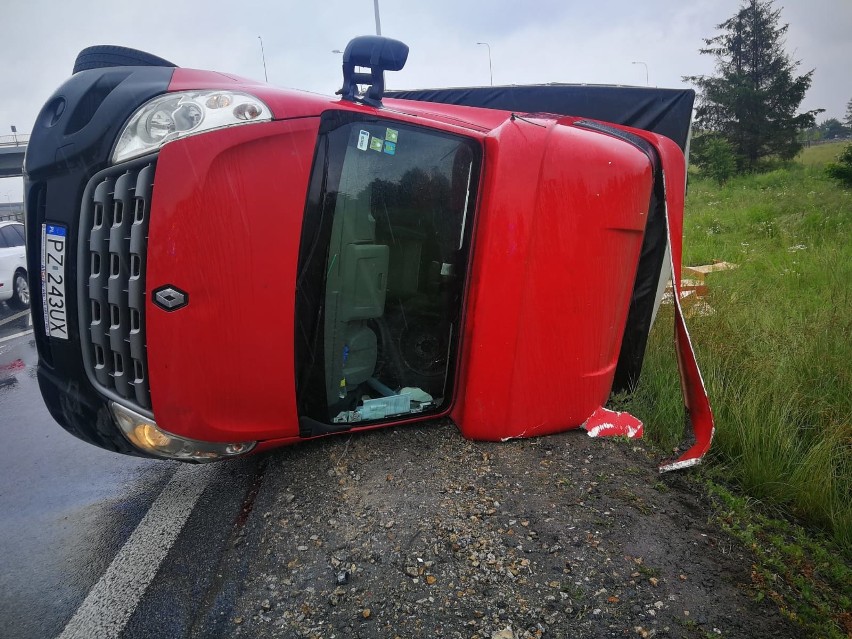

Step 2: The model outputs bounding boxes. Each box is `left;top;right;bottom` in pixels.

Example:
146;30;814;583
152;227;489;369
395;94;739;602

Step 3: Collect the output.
0;134;29;147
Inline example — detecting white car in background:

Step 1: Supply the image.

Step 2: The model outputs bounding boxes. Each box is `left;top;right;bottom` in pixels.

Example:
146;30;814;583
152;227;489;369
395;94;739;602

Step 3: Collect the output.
0;221;29;310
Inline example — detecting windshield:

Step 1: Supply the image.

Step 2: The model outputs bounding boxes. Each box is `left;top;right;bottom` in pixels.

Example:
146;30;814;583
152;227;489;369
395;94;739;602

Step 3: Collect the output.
295;115;480;431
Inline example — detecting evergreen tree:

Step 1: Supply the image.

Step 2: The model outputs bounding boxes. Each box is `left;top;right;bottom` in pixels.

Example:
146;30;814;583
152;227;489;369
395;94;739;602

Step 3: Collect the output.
684;0;822;171
691;134;736;183
818;118;850;140
826;145;852;187
845;98;852;128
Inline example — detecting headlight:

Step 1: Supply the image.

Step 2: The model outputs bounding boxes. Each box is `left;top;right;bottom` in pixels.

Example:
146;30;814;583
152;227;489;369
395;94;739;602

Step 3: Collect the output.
112;90;272;164
110;402;256;462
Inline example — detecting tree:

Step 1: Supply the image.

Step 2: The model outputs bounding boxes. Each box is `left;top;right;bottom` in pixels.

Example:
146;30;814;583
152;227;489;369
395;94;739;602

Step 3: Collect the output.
826;145;852;187
845;98;852;128
684;0;822;171
691;134;736;183
817;118;851;140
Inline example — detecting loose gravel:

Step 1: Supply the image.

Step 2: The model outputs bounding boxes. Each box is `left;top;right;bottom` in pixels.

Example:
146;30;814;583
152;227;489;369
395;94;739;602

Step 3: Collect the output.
205;420;799;639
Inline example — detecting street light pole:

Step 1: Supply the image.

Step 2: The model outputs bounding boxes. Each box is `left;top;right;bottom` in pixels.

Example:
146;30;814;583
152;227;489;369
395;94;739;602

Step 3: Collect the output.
373;0;382;36
476;42;492;86
11;125;18;146
631;61;648;86
258;36;268;82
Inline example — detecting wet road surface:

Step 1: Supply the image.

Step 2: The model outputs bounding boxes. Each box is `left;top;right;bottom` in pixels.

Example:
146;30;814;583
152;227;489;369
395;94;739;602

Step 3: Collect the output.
0;304;175;638
0;304;258;638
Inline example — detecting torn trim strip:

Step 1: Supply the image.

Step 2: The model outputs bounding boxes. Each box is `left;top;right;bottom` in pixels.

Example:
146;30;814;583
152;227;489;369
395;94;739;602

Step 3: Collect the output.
651;137;715;473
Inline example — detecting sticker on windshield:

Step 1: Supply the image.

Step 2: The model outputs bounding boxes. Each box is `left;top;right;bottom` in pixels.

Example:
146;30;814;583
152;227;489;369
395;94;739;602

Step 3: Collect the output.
369;137;384;152
383;141;396;155
357;130;370;151
385;128;399;143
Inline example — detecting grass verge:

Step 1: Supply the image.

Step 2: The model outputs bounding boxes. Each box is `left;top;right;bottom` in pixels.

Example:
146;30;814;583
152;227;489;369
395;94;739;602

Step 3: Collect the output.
706;481;852;639
619;141;851;636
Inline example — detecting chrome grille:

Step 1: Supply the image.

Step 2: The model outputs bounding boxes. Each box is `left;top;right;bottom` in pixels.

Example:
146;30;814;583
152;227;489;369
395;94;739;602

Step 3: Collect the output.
80;162;155;410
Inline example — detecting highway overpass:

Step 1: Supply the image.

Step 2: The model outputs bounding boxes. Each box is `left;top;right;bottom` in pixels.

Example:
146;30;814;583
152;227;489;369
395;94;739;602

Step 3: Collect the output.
0;134;28;178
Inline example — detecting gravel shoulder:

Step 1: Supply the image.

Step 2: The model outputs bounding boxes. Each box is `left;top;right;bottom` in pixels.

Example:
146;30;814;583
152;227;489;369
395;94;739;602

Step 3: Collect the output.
196;420;801;639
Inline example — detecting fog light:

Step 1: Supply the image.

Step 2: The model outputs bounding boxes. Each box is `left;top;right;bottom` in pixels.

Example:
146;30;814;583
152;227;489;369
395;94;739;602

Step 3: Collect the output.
134;423;172;449
110;402;256;462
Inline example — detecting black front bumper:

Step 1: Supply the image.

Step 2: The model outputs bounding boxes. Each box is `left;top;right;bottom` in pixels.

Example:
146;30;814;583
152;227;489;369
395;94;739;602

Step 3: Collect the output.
24;65;174;454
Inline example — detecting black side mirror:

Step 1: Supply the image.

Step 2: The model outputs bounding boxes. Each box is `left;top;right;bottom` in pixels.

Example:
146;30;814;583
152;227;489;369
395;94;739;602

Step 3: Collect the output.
337;36;409;107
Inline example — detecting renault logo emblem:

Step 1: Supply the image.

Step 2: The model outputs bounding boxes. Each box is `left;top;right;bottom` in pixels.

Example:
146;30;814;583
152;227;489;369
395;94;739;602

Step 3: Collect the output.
153;285;189;311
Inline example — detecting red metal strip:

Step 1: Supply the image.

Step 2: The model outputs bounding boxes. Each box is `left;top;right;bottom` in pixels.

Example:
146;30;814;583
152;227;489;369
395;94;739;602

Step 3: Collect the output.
652;137;715;472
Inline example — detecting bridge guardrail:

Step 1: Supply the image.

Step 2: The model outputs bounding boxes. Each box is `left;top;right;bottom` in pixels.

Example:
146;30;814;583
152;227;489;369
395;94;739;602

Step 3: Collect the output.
0;134;29;147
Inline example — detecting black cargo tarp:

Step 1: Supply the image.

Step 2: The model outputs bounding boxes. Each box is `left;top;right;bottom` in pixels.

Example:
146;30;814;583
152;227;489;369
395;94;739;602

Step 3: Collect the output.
386;84;694;151
387;84;696;393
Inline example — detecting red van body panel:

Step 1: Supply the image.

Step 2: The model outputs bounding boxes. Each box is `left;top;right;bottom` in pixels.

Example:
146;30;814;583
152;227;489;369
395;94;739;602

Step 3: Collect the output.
452;118;654;440
146;119;319;442
145;98;654;447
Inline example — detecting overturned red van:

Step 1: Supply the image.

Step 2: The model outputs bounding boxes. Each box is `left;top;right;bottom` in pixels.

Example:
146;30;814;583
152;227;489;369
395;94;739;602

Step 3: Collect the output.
24;37;712;469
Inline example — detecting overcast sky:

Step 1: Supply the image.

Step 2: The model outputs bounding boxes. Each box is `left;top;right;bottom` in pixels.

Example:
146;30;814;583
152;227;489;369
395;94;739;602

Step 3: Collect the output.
2;0;850;201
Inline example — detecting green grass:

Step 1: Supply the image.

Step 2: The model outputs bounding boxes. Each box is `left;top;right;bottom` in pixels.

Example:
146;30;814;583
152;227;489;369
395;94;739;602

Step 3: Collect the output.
617;142;852;635
797;141;852;168
626;141;852;553
707;482;852;639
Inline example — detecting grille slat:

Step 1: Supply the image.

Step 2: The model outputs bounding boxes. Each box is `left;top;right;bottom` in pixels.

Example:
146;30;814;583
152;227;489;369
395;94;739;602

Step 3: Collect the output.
81;162;155;411
127;164;155;408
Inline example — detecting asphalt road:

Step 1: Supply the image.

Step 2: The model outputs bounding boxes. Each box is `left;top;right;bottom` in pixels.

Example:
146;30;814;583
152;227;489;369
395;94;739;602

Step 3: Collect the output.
0;303;260;639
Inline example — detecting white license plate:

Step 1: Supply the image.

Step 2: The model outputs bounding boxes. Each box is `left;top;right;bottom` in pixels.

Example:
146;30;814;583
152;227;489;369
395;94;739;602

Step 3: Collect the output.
42;224;69;340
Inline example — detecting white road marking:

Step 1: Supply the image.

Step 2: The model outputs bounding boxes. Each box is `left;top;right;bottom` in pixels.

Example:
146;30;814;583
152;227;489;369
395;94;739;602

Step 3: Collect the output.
0;310;30;328
56;464;217;639
0;328;33;344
